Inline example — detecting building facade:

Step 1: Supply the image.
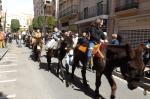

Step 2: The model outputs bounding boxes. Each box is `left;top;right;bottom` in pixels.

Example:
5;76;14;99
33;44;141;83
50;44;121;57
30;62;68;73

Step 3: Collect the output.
108;0;150;47
33;0;55;17
75;0;109;33
58;0;80;32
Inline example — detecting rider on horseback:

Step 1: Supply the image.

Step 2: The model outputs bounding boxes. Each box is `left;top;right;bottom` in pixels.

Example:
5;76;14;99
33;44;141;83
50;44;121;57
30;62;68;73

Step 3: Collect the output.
45;27;63;50
87;18;108;69
32;29;43;50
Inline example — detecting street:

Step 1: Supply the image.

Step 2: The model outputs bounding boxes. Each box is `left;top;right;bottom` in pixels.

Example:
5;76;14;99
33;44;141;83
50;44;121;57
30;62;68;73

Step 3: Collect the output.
0;41;150;99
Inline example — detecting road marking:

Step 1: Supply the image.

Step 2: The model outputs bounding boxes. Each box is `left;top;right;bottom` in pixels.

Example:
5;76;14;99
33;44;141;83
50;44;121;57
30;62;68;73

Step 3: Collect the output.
113;75;150;94
0;94;16;99
0;70;17;74
0;79;17;83
4;57;17;59
0;64;17;67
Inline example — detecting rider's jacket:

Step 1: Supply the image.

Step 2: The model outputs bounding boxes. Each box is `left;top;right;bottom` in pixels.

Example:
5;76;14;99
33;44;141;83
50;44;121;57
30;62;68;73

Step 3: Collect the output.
52;31;62;41
89;26;106;43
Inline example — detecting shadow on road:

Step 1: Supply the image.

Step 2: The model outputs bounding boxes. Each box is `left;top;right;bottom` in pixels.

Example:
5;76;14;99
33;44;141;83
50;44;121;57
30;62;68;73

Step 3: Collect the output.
38;61;106;99
39;62;49;71
0;92;9;99
64;73;106;99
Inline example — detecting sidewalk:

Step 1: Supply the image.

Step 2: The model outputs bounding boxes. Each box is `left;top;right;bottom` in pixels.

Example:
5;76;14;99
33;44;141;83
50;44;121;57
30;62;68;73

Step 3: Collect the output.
0;48;8;60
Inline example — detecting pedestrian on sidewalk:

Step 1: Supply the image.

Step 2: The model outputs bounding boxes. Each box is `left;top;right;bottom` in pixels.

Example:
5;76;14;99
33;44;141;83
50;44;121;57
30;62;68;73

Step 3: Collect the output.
111;34;120;45
0;31;6;48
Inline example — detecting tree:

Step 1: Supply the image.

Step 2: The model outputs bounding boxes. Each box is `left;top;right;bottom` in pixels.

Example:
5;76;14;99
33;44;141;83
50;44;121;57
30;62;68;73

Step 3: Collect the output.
29;25;33;33
38;16;45;30
10;19;20;32
47;16;56;31
32;17;39;30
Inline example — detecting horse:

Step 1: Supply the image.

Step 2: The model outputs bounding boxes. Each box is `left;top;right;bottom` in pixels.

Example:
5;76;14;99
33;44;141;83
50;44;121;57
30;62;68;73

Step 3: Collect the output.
94;43;145;99
32;38;43;63
46;36;73;78
71;42;89;86
71;43;145;98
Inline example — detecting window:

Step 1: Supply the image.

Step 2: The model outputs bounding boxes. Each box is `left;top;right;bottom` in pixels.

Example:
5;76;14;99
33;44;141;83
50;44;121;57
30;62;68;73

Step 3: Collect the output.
84;7;88;19
97;2;103;15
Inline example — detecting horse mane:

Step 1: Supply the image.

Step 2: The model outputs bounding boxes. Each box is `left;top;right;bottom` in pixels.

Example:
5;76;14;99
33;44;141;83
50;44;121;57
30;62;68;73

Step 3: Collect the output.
134;43;145;59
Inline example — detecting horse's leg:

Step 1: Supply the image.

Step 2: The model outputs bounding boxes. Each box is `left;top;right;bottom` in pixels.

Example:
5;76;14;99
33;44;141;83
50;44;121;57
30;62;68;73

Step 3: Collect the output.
104;72;117;99
65;54;69;74
95;70;103;96
81;61;88;86
38;51;41;63
59;60;65;80
71;56;79;79
57;60;61;77
46;50;51;71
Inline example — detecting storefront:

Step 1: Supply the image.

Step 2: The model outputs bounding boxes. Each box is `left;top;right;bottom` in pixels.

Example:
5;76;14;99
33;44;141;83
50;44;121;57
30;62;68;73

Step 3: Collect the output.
116;14;150;48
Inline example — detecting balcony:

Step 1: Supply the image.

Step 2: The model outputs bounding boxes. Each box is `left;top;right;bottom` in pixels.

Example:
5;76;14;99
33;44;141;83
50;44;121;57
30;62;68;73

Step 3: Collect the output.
115;2;139;12
59;5;79;19
79;4;108;20
59;0;66;4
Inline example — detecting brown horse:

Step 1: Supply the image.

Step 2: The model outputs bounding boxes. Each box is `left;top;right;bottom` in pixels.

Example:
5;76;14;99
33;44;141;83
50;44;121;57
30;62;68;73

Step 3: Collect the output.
32;39;43;63
94;44;145;99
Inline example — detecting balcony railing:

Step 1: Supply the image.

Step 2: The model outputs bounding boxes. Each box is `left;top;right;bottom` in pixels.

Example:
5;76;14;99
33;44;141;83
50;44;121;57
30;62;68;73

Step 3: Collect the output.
115;2;139;12
79;4;108;20
59;5;79;18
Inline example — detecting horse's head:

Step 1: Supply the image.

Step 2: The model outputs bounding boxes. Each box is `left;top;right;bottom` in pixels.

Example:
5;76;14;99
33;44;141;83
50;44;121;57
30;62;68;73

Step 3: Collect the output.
123;44;145;90
61;36;74;52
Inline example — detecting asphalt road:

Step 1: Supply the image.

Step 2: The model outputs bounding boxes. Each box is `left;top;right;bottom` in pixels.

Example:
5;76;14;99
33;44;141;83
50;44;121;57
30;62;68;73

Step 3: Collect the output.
0;41;150;99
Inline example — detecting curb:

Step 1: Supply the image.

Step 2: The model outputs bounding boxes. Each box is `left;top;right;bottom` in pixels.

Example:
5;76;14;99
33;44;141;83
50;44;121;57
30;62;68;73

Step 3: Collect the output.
113;71;150;91
0;48;8;61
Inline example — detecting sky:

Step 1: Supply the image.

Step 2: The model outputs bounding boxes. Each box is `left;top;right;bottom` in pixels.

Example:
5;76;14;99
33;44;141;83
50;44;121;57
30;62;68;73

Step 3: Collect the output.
2;0;34;26
2;0;34;16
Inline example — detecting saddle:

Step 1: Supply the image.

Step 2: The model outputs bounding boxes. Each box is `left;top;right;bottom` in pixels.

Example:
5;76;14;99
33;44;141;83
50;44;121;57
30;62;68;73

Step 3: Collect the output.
78;43;106;58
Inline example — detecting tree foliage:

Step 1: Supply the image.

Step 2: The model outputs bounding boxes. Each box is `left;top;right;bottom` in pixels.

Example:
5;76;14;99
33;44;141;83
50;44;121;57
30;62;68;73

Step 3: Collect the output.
29;25;33;33
38;16;45;30
32;16;45;30
32;17;39;30
10;19;20;32
47;16;56;27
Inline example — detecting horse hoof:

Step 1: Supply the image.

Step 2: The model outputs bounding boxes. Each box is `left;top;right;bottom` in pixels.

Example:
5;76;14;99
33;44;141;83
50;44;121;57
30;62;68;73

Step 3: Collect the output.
71;74;74;80
110;95;115;99
83;82;89;87
94;91;100;97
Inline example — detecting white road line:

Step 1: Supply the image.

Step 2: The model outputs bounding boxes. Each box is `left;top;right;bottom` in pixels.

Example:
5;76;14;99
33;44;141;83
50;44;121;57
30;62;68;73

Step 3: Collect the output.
0;79;17;83
0;70;17;74
113;75;150;94
0;64;17;67
0;94;16;99
4;56;17;58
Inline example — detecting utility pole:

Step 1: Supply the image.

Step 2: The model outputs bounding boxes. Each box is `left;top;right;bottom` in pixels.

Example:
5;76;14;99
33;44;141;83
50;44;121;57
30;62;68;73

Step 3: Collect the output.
4;11;6;32
55;0;60;28
55;0;59;20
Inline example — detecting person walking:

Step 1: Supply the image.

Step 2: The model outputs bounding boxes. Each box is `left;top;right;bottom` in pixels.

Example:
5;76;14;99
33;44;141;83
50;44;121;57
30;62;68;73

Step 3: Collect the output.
0;31;5;48
110;33;120;45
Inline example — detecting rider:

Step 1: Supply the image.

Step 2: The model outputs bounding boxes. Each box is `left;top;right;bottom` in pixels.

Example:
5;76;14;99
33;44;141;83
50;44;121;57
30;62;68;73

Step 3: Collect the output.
87;18;108;69
143;39;150;64
32;29;43;50
45;27;62;50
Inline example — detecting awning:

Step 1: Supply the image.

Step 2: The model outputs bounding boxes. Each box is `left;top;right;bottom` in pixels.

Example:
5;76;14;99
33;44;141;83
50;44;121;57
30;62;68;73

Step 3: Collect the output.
75;15;108;24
